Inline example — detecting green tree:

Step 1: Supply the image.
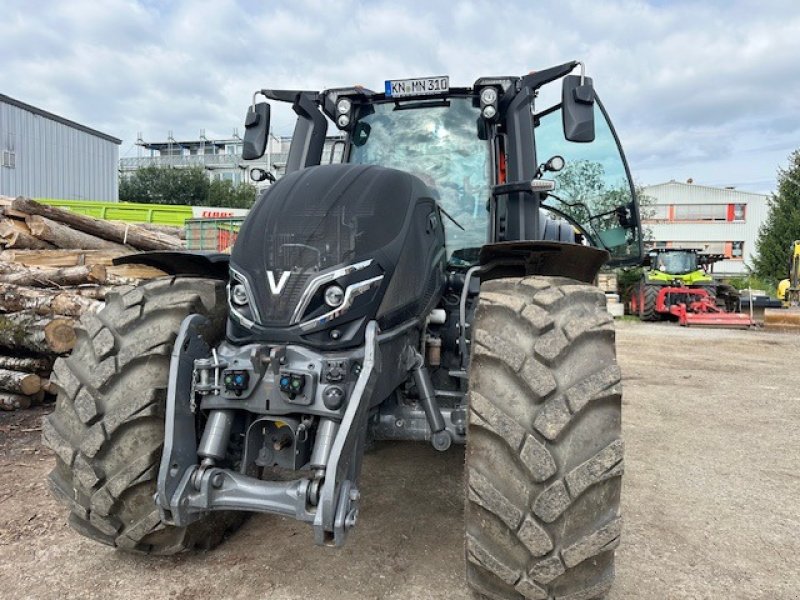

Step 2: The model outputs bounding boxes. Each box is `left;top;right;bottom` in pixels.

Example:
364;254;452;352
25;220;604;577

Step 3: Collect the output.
208;179;258;209
120;166;257;209
753;150;800;284
120;166;209;205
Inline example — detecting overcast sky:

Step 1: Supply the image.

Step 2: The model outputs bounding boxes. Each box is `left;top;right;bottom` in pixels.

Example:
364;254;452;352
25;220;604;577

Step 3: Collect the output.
1;0;797;192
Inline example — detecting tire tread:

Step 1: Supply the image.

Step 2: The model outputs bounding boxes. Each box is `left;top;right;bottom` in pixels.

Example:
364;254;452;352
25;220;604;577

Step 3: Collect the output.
466;276;623;600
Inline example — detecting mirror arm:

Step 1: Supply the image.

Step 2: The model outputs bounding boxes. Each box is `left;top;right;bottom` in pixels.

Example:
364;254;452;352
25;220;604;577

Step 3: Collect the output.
258;89;315;104
518;61;579;92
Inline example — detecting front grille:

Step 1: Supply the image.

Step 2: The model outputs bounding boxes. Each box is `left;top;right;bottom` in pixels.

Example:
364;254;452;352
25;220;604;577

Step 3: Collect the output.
257;272;312;325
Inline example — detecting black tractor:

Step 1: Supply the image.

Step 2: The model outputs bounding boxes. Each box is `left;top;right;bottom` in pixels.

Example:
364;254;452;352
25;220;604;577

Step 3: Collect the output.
44;62;642;599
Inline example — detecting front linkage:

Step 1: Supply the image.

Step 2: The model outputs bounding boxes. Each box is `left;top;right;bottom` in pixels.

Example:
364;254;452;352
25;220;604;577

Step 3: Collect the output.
156;316;381;546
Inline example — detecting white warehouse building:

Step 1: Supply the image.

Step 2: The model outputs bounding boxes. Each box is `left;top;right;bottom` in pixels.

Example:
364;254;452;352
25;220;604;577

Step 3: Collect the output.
641;180;769;276
0;93;121;201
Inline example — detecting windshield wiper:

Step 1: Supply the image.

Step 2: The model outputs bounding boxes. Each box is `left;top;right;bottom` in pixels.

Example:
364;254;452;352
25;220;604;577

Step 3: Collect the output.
438;205;465;231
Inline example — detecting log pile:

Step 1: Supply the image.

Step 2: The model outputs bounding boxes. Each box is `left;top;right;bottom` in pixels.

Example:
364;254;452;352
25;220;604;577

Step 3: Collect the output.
0;195;185;410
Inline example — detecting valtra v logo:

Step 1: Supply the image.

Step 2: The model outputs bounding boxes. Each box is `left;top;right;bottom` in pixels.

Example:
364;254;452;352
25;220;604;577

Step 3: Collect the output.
266;270;291;294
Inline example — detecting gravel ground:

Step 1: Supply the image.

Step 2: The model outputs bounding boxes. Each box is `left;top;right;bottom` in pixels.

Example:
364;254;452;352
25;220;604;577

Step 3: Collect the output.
0;322;798;599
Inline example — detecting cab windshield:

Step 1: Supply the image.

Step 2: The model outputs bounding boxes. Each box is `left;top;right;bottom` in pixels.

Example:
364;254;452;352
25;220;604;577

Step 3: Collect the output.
348;98;490;257
656;251;698;274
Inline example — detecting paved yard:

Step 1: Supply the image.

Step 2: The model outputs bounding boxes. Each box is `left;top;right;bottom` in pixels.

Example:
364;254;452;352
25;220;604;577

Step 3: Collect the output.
0;322;798;599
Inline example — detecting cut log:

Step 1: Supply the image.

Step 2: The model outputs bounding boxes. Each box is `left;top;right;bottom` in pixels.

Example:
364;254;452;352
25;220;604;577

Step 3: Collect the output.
0;249;130;268
12;197;184;251
0;392;33;411
64;285;115;300
107;264;166;280
0;196;31;219
26;215;130;251
0;355;53;373
0;229;56;250
0;368;42;395
41;379;57;395
0;263;106;287
131;221;186;240
0;217;32;236
0;311;76;354
0;283;101;317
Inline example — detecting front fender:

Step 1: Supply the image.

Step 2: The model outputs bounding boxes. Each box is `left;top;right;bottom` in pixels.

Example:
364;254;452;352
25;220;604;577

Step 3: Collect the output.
479;241;609;284
114;251;230;280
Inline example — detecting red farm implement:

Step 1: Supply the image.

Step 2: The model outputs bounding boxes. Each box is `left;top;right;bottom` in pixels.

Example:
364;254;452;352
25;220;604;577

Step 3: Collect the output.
631;285;753;328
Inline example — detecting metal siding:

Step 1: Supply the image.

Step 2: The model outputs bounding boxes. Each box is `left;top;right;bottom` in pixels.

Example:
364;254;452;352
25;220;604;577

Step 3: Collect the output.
643;182;769;276
0;99;119;201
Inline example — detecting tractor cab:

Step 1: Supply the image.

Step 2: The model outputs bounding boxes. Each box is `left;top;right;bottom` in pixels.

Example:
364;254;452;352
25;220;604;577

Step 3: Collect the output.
643;248;722;286
243;62;643;271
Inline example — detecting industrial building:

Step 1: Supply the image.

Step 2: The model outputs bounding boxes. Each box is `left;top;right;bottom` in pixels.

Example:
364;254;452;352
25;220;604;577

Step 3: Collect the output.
642;180;769;276
120;131;344;184
0;93;121;201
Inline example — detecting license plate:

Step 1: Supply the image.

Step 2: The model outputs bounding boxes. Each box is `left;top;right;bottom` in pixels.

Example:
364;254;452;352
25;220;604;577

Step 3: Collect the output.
385;76;449;98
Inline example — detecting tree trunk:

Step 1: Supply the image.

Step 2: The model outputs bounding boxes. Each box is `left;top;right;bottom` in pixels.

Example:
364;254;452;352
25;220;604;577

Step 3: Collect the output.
26;215;130;251
0;368;42;395
13;197;184;251
0;283;101;317
0;311;76;354
0;248;130;268
0;355;53;373
0;263;107;287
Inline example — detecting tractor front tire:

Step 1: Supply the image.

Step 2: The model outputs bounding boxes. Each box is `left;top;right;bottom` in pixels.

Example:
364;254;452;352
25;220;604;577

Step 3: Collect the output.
465;276;623;600
638;283;659;321
43;277;244;554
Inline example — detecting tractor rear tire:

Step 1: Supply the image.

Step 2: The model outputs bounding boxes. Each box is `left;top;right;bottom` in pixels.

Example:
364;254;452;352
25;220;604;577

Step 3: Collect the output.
465;276;623;600
700;285;718;304
638;283;659;321
43;277;245;554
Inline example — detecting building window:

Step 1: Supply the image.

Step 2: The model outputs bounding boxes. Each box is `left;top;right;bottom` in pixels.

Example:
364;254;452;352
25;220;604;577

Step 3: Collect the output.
730;241;744;258
2;132;15;169
1;150;15;169
673;204;728;221
645;204;669;221
732;203;746;221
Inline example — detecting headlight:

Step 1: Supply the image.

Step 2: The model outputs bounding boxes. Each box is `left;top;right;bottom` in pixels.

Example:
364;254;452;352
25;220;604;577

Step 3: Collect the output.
336;98;352;114
324;285;345;307
337;114;350;128
480;87;498;105
231;283;249;306
482;105;497;119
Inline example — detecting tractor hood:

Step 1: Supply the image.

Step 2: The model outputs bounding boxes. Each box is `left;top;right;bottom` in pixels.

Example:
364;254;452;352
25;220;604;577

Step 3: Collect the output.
227;164;445;349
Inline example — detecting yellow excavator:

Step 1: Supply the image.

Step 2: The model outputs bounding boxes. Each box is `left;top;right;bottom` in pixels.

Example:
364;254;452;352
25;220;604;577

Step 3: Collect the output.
777;240;800;306
765;240;800;330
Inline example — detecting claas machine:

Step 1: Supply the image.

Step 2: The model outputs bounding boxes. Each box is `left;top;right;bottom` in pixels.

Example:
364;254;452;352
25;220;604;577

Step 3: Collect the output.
630;248;751;327
44;62;642;600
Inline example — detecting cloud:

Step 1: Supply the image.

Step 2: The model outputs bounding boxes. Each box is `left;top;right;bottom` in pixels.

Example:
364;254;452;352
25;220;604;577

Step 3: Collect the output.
0;0;797;192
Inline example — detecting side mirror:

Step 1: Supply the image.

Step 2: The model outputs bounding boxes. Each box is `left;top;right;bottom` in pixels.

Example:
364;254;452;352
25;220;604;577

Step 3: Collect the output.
562;74;595;142
242;102;270;160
